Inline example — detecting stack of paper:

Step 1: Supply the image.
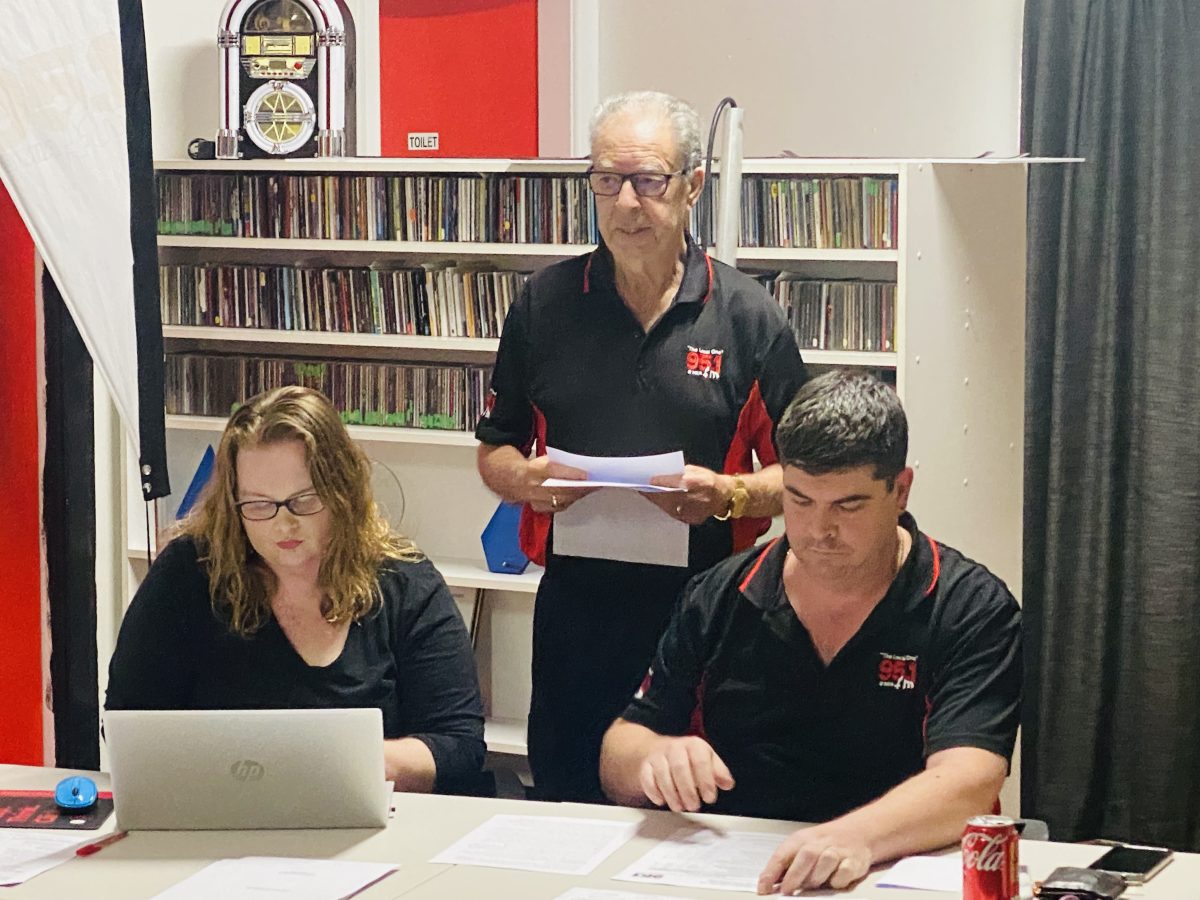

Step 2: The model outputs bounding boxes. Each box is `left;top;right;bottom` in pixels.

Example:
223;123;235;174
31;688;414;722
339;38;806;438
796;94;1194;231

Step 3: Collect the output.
545;448;688;567
613;826;782;893
0;830;91;887
431;814;637;876
149;857;397;900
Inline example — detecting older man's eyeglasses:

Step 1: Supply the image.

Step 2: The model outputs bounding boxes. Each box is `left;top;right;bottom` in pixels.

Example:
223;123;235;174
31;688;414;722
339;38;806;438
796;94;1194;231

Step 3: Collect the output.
236;492;325;521
586;168;687;198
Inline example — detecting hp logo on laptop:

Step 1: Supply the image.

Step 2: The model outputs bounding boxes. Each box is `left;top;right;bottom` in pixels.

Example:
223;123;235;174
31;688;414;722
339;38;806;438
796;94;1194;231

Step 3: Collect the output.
230;760;265;781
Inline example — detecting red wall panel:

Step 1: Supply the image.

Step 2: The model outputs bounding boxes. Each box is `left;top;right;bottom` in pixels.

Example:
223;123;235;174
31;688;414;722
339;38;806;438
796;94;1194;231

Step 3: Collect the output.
0;182;43;764
379;0;538;157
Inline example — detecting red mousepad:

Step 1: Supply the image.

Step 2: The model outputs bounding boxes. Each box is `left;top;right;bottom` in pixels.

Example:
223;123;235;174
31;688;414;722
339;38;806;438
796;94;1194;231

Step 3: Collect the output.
0;791;114;830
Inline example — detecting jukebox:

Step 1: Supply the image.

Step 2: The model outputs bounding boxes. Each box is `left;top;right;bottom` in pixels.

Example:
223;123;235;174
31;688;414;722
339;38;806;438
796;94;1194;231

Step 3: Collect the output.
216;0;354;159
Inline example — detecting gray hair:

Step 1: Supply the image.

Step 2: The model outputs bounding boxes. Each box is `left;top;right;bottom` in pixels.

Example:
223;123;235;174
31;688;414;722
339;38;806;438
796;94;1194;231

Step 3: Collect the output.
589;91;702;171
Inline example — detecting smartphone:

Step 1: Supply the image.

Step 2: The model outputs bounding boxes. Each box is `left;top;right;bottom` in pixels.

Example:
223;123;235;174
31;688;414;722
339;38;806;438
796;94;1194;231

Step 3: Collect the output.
1087;843;1174;884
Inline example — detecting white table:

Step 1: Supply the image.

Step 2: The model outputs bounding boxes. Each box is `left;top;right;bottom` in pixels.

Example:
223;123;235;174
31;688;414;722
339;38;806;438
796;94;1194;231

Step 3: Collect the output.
3;764;1194;898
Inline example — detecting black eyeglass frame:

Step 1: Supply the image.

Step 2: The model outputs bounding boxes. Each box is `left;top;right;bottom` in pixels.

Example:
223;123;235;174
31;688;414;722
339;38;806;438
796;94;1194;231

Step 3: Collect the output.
584;167;690;198
235;492;326;521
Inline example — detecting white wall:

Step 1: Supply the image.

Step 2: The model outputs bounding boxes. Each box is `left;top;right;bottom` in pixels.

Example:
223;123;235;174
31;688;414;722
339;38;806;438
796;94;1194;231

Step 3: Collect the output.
142;0;380;159
587;0;1023;158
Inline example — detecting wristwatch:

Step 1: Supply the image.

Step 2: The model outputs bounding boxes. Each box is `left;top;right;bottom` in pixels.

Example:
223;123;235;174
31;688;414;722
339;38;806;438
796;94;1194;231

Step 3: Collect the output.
714;476;749;521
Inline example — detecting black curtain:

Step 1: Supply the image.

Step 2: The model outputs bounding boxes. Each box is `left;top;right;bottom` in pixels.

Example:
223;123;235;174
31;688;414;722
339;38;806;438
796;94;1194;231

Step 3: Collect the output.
1023;1;1200;848
44;275;99;770
119;0;170;501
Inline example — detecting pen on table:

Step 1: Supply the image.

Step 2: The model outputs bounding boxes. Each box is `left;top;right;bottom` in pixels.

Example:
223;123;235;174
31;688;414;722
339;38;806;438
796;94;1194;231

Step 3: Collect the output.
76;831;128;856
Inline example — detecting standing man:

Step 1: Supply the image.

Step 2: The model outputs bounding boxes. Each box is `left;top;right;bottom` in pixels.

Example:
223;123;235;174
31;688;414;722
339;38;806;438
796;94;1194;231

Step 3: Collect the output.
599;372;1022;893
476;91;806;802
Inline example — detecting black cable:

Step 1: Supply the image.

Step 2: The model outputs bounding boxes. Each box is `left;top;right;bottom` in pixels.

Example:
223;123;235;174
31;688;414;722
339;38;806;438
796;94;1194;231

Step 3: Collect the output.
698;97;737;250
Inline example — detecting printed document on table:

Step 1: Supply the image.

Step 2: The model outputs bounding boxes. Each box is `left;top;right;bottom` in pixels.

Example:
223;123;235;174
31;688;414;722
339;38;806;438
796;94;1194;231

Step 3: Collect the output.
0;830;91;887
148;857;397;900
875;855;961;891
614;826;782;893
542;448;685;492
877;854;1032;895
430;814;637;876
555;889;697;900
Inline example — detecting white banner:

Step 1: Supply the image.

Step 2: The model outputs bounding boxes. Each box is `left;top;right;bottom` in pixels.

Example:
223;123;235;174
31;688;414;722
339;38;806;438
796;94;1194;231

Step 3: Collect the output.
0;1;149;476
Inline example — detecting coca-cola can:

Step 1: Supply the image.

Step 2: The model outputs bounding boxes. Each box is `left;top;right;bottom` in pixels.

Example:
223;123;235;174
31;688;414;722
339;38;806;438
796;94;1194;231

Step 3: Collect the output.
962;815;1019;900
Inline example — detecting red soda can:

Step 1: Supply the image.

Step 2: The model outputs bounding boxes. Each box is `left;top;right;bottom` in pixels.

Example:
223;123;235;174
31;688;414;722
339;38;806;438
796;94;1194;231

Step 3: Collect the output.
962;815;1019;900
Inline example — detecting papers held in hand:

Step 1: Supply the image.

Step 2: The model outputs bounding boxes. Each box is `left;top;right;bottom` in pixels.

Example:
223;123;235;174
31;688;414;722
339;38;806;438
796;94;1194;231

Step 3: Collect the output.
544;448;688;568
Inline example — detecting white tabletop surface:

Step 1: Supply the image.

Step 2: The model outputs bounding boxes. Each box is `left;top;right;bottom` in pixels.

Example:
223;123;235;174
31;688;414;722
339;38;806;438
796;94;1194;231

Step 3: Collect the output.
2;764;1194;898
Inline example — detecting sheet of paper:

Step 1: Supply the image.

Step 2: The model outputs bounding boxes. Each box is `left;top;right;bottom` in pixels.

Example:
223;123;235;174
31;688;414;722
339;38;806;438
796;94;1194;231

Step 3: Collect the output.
545;448;685;488
0;829;90;886
148;857;397;900
876;855;1031;895
875;854;961;891
556;889;697;900
552;487;688;567
430;814;637;876
613;827;782;893
542;479;680;492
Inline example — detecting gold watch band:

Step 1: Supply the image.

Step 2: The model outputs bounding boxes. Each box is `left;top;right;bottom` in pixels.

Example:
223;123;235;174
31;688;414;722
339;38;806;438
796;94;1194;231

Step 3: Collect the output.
714;476;748;521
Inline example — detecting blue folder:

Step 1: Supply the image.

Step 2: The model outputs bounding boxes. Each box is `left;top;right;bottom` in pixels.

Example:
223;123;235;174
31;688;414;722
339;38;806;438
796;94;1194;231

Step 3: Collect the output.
481;501;530;574
175;445;215;520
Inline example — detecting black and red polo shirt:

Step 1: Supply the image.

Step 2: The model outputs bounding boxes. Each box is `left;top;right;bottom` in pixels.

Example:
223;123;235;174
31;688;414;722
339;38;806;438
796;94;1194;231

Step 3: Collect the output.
620;512;1022;823
475;236;807;571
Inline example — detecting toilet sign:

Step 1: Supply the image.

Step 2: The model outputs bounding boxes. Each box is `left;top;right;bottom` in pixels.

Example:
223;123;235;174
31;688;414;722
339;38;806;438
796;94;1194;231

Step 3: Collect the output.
407;132;439;151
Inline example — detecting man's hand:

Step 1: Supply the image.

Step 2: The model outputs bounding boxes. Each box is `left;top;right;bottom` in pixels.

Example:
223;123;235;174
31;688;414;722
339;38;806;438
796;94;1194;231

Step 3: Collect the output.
524;456;594;513
642;465;732;524
639;735;735;812
756;825;871;895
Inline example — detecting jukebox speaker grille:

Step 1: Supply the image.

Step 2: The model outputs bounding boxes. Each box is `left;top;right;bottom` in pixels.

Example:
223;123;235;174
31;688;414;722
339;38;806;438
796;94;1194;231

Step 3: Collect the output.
243;80;315;155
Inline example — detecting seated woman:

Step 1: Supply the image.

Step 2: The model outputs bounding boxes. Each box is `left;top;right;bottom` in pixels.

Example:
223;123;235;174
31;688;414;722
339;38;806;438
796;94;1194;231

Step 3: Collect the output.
106;385;486;794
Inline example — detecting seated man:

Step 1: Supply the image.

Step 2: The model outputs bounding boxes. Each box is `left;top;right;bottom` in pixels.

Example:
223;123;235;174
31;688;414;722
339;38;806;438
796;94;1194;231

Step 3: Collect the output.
600;371;1021;895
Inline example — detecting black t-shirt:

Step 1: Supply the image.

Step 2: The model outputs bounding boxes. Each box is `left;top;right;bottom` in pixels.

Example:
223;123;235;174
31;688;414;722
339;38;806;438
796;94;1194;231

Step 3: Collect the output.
620;513;1022;822
105;537;485;792
475;236;807;572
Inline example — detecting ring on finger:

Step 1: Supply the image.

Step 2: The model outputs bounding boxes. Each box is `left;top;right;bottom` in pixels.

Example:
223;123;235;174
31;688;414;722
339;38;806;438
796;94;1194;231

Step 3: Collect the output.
550;493;559;510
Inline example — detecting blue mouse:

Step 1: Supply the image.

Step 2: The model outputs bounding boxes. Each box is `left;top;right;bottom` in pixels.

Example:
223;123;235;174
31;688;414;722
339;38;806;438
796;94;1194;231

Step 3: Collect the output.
54;775;98;812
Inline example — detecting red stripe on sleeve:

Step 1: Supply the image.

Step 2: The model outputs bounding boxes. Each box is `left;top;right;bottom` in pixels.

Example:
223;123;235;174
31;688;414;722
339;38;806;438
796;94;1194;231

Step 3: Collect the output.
722;380;779;551
518;404;551;566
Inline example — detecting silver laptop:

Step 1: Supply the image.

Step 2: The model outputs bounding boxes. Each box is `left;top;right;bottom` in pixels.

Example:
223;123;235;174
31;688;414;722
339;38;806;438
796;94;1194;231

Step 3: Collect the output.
105;708;390;830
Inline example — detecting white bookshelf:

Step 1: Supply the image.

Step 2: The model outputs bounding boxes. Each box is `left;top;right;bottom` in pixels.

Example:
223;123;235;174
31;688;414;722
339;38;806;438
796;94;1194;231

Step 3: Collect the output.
737;246;897;264
165;413;479;447
140;156;1027;767
126;531;539;597
484;717;528;756
160;237;896;263
158;236;592;270
163;325;500;355
435;558;541;594
161;329;892;371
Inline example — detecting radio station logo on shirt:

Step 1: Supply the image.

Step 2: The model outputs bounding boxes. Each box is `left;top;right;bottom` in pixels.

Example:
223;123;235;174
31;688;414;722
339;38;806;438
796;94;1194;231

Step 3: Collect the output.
685;346;724;380
878;652;918;690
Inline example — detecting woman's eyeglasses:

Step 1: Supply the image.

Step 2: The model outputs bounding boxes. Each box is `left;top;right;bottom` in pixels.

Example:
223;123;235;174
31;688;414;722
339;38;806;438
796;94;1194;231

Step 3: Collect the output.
235;492;325;521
